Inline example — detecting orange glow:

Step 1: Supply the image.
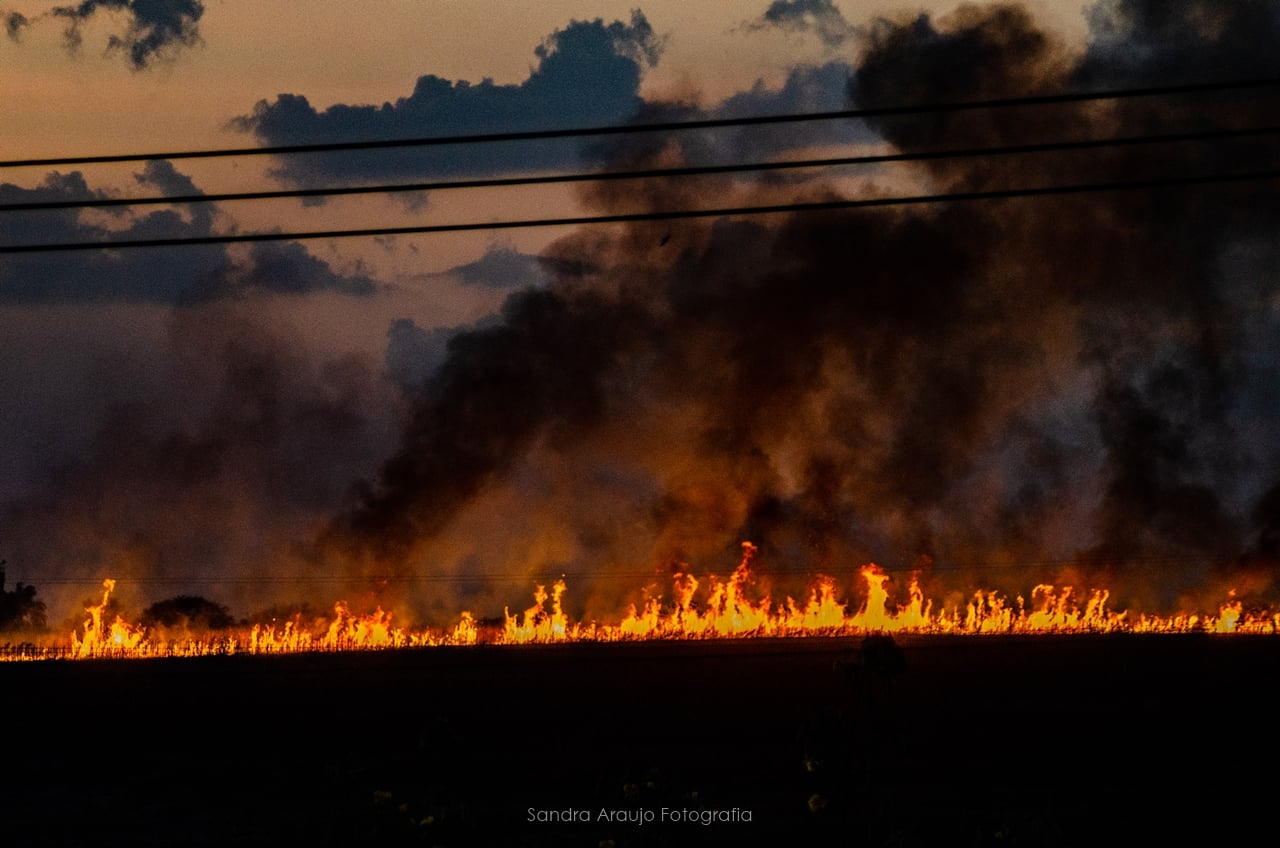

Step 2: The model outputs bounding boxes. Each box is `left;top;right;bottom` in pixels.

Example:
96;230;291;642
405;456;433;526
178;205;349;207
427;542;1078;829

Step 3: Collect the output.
4;543;1276;661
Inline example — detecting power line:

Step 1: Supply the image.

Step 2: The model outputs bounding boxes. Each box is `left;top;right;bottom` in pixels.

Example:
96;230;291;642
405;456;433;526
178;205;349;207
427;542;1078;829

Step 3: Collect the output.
2;75;1277;170
2;166;1276;254
3;123;1276;213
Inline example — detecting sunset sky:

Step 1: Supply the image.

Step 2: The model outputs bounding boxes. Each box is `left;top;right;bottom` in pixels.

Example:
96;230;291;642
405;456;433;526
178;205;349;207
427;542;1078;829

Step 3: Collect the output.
2;0;1277;623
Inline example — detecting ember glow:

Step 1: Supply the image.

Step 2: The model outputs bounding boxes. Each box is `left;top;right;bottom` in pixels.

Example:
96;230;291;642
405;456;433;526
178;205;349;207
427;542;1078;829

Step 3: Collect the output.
6;543;1273;661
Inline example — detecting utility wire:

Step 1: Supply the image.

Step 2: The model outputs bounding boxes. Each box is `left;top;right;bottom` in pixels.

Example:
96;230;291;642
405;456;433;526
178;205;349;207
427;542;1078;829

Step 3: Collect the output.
2;75;1278;170
2;166;1277;254
3;124;1276;213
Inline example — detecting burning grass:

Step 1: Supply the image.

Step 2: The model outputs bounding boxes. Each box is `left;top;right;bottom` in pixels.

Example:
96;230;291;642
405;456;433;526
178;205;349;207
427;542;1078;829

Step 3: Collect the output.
3;542;1274;661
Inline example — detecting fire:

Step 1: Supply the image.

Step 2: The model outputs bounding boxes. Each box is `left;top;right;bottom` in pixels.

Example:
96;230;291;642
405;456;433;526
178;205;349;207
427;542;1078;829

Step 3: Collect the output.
70;579;147;658
503;580;578;643
3;542;1276;661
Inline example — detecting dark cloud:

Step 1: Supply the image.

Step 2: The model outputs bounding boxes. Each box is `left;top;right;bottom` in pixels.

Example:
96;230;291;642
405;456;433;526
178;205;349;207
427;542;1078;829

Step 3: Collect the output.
232;12;663;186
0;167;225;303
318;0;1280;614
56;0;203;68
184;242;379;303
743;0;859;47
5;10;28;39
0;164;377;304
452;247;550;290
5;0;204;67
705;61;875;159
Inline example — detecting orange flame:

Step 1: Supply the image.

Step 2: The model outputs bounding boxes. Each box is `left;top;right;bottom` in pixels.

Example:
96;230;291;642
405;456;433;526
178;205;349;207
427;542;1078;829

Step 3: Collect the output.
69;579;147;658
5;542;1276;661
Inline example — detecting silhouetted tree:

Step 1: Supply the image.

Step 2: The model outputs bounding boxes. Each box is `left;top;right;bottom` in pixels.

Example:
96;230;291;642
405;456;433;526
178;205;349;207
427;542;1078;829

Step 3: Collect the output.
140;595;234;631
0;561;47;631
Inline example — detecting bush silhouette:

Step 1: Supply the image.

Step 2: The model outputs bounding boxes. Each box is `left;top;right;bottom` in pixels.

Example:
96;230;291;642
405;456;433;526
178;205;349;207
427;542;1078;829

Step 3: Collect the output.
141;596;235;631
0;563;47;632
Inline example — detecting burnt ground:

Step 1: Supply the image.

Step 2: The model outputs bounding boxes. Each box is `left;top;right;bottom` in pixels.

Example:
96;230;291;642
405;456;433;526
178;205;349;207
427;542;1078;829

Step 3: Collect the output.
2;634;1277;846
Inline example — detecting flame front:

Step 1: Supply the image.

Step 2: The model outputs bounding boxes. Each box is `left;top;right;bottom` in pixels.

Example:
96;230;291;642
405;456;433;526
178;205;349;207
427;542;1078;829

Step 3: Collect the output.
5;542;1277;661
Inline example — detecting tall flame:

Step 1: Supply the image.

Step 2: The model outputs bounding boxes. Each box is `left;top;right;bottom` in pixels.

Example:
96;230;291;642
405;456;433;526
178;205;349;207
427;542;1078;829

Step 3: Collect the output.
6;543;1276;661
69;579;146;658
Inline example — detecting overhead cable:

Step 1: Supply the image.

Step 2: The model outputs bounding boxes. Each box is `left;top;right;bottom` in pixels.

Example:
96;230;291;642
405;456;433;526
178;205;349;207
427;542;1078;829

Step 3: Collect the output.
2;167;1276;254
2;124;1275;213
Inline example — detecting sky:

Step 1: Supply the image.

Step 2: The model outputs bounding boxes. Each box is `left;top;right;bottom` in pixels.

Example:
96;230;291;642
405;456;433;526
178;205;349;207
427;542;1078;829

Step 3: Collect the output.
1;0;1278;624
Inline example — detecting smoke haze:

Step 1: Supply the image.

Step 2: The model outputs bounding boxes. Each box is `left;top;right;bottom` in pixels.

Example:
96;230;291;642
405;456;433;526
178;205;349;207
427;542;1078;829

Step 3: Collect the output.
326;0;1280;619
3;1;1278;625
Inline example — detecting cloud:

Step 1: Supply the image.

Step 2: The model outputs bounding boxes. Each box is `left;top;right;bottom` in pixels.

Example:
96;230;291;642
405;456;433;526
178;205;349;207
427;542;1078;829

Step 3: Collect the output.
743;0;859;47
6;0;204;68
450;246;551;290
0;163;379;304
184;243;380;303
5;11;28;39
0;167;224;303
705;61;875;158
231;12;663;185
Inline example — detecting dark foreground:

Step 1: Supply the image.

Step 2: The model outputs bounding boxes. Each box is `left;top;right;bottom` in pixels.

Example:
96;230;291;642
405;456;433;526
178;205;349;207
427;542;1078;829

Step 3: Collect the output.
3;634;1276;846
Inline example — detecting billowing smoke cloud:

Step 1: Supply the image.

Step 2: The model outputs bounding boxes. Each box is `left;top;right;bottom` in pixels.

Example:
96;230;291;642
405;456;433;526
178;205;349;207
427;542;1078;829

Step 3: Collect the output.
320;0;1280;617
743;0;859;47
232;12;663;186
5;0;204;68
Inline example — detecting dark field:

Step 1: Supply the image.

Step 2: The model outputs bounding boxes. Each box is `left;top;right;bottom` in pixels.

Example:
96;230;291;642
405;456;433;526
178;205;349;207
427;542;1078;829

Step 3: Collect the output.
4;634;1277;846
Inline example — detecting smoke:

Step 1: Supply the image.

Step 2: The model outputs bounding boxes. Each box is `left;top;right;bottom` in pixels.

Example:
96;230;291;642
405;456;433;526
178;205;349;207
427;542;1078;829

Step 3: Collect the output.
0;299;400;618
321;0;1280;617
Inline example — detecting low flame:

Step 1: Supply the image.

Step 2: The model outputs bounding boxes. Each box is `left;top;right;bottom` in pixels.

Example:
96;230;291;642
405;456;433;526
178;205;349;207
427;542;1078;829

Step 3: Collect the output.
5;542;1276;661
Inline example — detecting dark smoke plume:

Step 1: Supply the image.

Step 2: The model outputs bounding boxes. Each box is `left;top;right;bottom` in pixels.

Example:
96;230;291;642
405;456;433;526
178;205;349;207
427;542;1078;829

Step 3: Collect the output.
324;0;1279;617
